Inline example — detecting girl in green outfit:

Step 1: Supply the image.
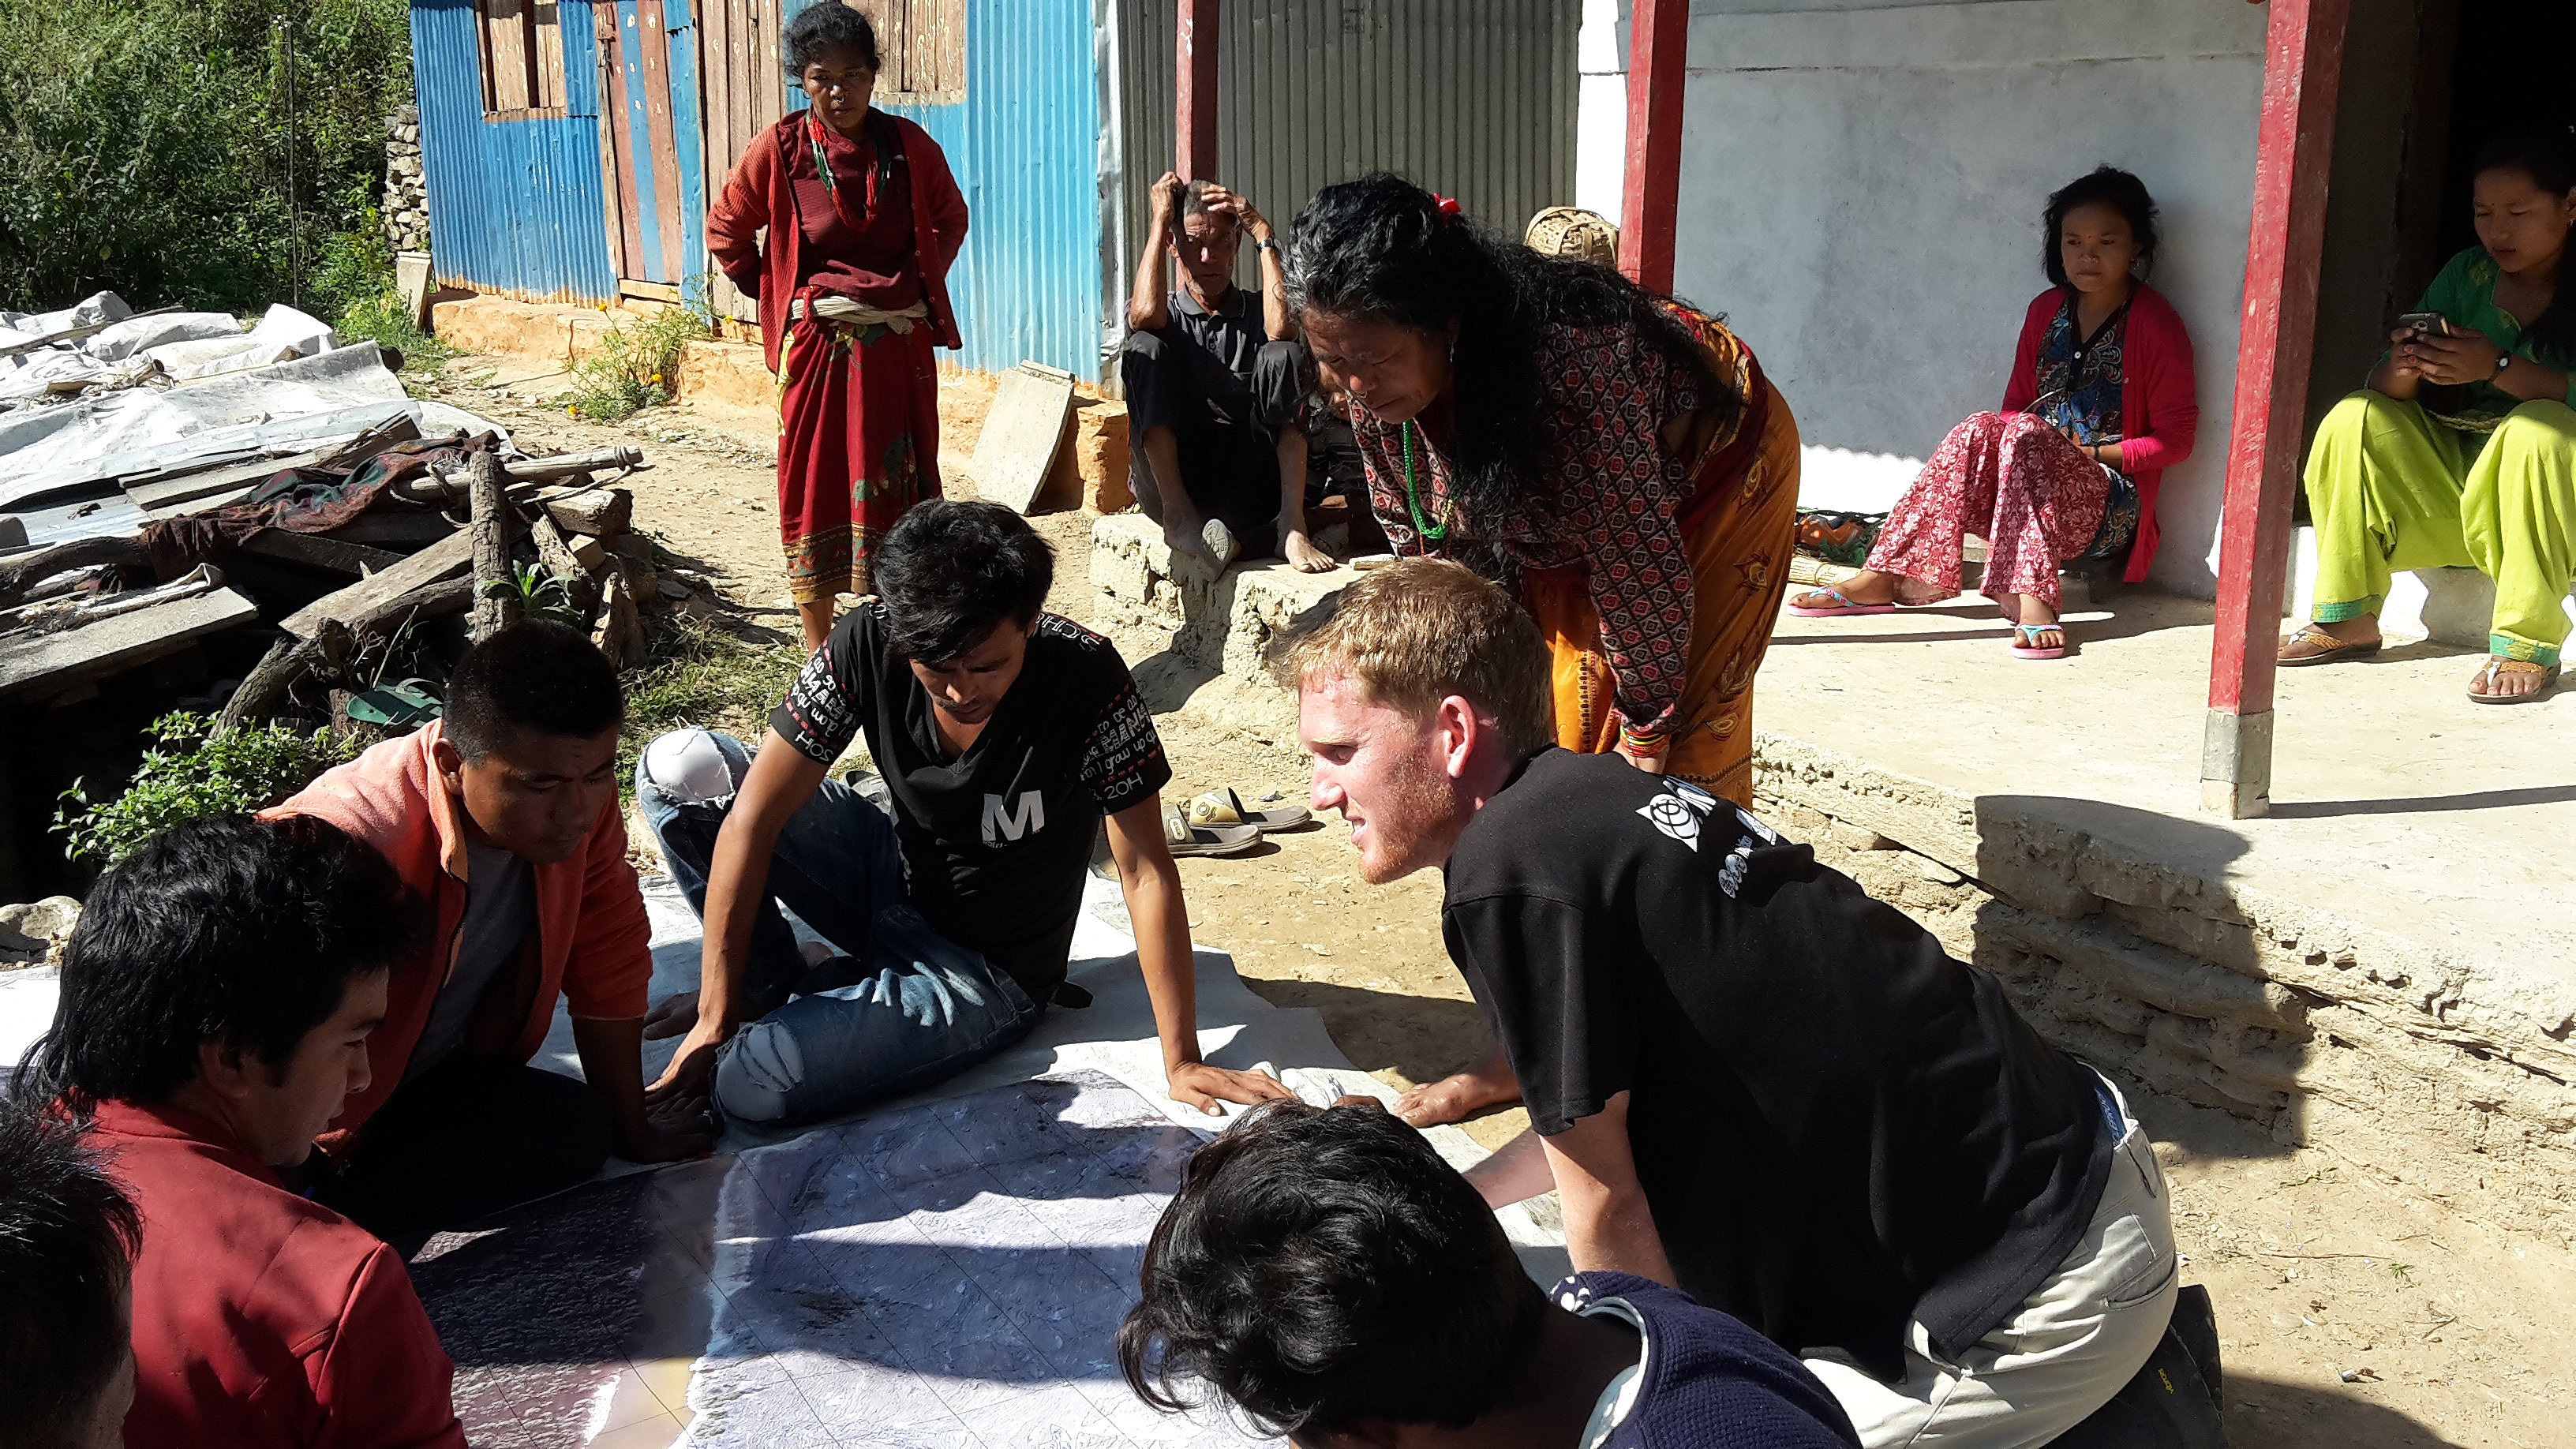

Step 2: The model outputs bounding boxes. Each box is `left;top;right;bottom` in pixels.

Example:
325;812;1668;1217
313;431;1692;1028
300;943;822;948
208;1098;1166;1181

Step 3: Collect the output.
2282;127;2576;703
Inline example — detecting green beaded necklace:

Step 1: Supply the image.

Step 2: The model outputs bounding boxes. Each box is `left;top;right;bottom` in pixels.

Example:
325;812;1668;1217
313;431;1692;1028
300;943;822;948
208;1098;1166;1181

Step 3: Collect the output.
1400;420;1449;542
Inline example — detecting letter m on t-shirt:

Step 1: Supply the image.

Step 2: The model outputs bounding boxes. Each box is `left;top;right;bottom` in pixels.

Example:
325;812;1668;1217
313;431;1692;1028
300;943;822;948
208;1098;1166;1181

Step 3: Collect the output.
981;790;1046;845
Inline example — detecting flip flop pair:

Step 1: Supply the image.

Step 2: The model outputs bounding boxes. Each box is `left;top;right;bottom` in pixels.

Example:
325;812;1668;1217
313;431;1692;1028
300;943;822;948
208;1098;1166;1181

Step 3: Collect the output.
1161;788;1313;859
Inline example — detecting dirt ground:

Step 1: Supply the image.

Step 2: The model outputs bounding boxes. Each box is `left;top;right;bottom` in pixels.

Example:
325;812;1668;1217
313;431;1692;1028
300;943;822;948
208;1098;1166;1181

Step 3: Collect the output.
427;361;2574;1448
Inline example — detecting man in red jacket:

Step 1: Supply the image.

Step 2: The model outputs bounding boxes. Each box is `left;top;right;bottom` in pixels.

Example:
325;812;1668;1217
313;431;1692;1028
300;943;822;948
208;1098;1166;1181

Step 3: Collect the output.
272;620;709;1243
14;814;466;1448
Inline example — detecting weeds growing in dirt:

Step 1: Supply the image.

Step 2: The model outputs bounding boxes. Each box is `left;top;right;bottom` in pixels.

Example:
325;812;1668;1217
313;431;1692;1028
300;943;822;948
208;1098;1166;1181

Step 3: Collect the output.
616;606;806;786
564;301;714;422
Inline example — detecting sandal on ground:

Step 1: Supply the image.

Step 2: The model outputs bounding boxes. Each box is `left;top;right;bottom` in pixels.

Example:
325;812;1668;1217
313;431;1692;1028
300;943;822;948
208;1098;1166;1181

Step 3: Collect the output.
2009;623;2069;661
1786;584;1898;618
2277;623;2382;667
1187;786;1312;833
1163;803;1259;858
2469;656;2561;705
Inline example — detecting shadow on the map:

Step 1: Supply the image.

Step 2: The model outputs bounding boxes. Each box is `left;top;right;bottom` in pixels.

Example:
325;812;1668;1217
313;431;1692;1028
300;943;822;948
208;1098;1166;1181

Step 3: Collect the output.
2226;1373;2462;1448
1237;975;1493;1086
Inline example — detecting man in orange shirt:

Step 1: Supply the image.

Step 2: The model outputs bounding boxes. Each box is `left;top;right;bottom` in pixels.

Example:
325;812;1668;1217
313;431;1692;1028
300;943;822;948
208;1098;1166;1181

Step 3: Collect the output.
16;814;466;1447
274;620;708;1242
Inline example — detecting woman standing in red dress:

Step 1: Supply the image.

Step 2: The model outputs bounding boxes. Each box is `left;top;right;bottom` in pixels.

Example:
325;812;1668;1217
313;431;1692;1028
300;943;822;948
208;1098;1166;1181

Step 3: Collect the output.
706;4;968;650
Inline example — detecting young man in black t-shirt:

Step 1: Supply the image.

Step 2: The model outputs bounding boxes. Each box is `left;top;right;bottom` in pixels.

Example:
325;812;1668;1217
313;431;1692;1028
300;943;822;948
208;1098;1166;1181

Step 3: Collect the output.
1120;1100;1860;1449
1286;560;2181;1448
635;500;1292;1125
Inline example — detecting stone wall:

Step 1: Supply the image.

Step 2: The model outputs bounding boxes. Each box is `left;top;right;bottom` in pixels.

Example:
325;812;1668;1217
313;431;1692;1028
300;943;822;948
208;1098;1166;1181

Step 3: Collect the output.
384;104;429;255
1754;737;2576;1230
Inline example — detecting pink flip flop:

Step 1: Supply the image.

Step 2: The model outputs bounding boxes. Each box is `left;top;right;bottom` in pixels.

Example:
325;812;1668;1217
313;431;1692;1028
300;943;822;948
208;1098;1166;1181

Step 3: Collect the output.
1787;585;1899;618
2009;623;2069;661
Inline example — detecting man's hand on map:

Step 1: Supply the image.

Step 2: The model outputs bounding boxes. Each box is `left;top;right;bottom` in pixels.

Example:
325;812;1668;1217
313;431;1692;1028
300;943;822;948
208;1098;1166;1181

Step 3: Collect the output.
644;991;736;1103
1166;1061;1298;1115
620;1094;717;1163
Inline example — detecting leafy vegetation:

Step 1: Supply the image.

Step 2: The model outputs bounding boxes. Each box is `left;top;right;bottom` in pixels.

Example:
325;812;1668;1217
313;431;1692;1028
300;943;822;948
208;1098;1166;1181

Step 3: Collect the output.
54;712;365;865
564;304;716;422
0;0;414;314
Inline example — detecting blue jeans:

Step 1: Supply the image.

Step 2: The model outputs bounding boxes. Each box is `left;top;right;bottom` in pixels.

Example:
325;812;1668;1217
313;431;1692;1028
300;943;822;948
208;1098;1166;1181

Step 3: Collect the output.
634;728;1041;1125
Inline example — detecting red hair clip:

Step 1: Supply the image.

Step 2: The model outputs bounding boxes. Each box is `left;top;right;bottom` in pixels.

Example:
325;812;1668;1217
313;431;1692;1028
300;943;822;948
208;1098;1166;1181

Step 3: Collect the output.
1434;194;1462;216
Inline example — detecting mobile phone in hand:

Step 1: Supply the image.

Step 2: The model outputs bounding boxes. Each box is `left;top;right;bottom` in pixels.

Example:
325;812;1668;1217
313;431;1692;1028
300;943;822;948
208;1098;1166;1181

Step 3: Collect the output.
2397;311;2451;338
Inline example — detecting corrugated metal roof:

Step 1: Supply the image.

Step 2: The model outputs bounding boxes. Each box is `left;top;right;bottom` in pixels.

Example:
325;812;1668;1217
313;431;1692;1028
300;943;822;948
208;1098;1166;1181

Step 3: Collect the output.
1113;0;1578;298
415;0;622;303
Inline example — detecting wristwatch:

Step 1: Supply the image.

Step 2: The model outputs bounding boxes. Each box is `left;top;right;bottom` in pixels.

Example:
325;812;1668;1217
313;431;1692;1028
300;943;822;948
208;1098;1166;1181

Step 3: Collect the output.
2496;350;2513;378
1256;237;1281;254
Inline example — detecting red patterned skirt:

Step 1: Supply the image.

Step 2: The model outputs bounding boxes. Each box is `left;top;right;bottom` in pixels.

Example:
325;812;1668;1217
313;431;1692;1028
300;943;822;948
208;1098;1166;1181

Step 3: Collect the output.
776;297;942;604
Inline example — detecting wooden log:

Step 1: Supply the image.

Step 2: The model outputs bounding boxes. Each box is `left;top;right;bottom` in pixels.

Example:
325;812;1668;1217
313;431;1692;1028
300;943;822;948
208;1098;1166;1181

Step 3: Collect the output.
219;574;474;730
279;529;473;638
542;486;635;537
0;535;151;608
590;568;647;669
529;515;601;610
467;450;519;640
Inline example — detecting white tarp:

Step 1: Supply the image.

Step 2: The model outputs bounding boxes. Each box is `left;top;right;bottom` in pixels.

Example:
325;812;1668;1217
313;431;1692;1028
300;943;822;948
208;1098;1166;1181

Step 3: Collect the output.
0;345;406;509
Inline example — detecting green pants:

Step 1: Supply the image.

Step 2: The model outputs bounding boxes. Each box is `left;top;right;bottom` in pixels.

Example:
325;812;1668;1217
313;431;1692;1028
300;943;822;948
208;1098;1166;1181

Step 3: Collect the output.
2305;391;2576;665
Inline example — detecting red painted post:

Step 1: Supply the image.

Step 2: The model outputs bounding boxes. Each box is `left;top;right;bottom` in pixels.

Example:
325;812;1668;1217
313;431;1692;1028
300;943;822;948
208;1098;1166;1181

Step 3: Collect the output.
1177;0;1219;183
2201;0;2351;819
1616;0;1687;292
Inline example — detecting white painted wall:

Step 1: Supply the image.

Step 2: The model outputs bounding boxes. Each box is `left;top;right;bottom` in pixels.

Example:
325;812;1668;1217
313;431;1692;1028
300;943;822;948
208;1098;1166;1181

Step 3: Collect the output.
1578;0;2270;597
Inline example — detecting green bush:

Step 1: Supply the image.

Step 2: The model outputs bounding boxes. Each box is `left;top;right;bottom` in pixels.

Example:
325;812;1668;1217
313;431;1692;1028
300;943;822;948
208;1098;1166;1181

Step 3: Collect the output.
54;712;366;865
564;305;714;423
0;0;412;313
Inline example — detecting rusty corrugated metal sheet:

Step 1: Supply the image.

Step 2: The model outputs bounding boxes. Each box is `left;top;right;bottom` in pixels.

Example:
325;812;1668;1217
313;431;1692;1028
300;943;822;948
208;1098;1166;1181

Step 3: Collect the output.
1112;0;1578;304
415;0;622;302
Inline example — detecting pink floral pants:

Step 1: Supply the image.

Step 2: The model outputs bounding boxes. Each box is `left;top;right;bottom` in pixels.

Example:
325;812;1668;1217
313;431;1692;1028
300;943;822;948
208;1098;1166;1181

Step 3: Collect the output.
1866;411;2110;617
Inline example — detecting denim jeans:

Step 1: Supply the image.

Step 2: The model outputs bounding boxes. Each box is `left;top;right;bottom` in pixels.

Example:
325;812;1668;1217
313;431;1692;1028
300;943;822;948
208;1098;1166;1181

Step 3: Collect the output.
634;728;1042;1126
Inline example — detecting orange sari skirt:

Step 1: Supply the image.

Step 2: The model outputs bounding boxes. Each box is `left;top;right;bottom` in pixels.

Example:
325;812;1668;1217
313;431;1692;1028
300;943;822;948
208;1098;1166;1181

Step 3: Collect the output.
1520;376;1801;807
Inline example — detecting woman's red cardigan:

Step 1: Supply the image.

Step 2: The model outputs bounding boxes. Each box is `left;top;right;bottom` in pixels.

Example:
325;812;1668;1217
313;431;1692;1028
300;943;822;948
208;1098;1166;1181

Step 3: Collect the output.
706;109;969;373
1998;282;2200;582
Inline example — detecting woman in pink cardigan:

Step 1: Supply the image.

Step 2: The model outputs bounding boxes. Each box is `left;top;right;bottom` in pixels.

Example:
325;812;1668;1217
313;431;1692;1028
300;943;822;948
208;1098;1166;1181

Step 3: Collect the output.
1791;167;2198;658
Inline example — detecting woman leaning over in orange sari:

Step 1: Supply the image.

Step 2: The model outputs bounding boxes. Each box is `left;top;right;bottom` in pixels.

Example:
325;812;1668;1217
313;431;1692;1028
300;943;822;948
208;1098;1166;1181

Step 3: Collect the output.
1286;172;1800;1125
706;2;968;650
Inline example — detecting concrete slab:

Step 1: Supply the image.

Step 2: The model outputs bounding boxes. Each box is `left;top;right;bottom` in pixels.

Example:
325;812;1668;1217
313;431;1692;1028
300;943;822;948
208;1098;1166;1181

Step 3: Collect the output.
1756;590;2572;976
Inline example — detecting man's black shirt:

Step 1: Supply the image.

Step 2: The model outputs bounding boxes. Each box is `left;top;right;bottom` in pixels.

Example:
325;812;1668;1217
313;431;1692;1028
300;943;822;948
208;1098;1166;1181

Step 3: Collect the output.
1442;749;2112;1380
772;605;1170;994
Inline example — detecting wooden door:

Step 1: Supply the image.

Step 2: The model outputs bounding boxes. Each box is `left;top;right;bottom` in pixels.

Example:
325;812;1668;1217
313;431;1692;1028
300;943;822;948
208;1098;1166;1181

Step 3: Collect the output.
598;0;710;297
695;0;787;323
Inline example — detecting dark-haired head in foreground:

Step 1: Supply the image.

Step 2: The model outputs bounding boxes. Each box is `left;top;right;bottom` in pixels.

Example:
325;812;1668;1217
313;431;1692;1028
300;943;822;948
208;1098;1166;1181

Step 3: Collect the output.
0;1099;140;1449
17;813;424;1165
1118;1101;1551;1441
439;617;626;865
874;498;1057;726
1120;1101;1866;1449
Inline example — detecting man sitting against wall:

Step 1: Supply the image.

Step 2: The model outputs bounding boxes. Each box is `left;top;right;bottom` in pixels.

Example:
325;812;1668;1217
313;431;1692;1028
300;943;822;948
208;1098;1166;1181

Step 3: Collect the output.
271;620;712;1245
1124;169;1310;572
1287;560;2184;1449
15;814;467;1447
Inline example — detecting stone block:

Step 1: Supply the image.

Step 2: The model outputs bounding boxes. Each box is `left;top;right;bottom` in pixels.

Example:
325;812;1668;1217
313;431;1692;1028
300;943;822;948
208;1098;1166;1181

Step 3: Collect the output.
1828;820;1892;851
1069;398;1131;514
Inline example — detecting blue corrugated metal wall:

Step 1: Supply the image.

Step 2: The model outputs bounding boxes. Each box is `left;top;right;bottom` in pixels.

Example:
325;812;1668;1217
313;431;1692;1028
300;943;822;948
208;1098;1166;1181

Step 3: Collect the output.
785;0;1104;378
414;0;621;302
